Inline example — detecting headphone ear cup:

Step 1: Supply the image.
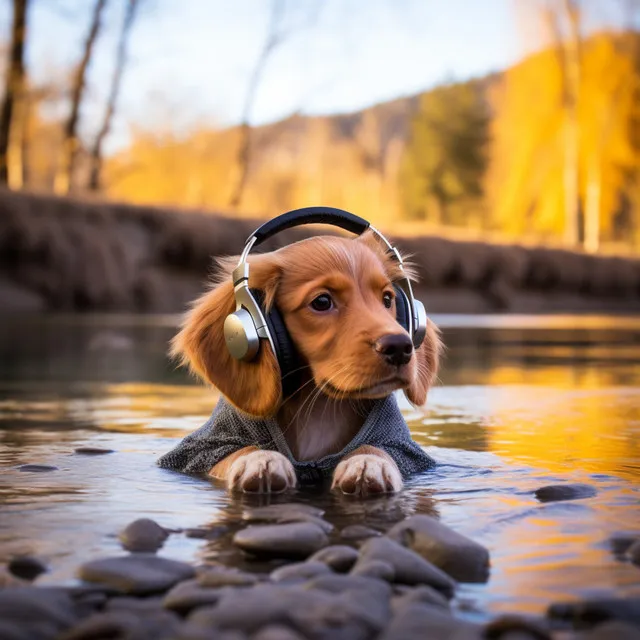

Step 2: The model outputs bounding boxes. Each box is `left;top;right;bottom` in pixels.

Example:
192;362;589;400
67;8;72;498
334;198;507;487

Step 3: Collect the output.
393;284;411;334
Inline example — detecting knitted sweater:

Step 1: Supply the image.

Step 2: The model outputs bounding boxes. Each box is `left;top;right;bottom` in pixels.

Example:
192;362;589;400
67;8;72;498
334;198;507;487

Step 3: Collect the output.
157;393;435;484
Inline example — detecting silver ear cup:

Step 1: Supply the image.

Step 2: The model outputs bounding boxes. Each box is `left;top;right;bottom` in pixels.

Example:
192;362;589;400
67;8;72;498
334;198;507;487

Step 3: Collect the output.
412;299;428;349
224;309;260;361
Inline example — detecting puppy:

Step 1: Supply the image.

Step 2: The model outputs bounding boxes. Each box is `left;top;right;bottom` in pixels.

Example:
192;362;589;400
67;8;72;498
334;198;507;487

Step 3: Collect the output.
159;231;441;495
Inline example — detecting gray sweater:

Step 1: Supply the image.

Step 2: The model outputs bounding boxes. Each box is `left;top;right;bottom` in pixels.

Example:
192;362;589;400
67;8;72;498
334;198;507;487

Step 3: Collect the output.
157;394;435;484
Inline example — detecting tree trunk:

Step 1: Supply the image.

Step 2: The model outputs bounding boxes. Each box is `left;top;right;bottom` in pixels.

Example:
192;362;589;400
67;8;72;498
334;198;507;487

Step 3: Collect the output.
88;0;138;192
0;0;29;186
584;153;601;253
54;0;108;195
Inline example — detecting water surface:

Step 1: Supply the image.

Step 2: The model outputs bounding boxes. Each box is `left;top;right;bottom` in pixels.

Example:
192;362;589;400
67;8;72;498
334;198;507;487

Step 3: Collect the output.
0;314;638;621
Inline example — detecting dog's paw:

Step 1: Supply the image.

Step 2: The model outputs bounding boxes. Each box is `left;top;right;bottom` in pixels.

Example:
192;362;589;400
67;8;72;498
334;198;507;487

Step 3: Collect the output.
227;450;296;494
331;454;402;496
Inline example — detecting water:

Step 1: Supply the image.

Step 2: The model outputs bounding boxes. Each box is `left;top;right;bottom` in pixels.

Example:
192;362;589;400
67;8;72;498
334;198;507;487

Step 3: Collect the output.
0;313;638;621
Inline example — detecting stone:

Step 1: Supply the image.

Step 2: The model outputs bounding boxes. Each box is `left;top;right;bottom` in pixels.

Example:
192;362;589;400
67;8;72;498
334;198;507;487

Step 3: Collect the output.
359;537;456;597
277;515;335;534
547;598;640;629
78;554;195;595
106;596;165;613
339;525;381;541
73;447;115;455
59;609;181;640
253;625;306;640
163;579;230;614
17;464;58;472
242;504;325;523
350;559;395;582
196;565;258;587
484;614;552;639
379;602;482;640
585;621;640;639
309;545;360;573
271;561;332;583
303;573;392;609
119;518;170;553
391;585;450;612
610;534;640;557
387;514;490;583
534;483;597;503
0;587;78;639
7;556;48;582
184;526;228;540
627;540;640;566
233;523;329;559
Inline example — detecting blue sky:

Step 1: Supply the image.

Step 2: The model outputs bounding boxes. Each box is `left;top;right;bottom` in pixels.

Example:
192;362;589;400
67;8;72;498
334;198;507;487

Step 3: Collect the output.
0;0;634;152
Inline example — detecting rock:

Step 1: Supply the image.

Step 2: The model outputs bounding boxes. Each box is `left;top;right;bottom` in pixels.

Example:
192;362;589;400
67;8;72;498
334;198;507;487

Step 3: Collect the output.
7;556;48;582
585;621;640;639
59;609;180;640
253;625;306;640
379;602;482;640
277;515;335;534
610;533;640;557
350;559;395;582
484;614;552;639
303;573;392;606
242;504;325;523
17;464;58;473
547;598;640;629
271;561;332;583
339;525;381;541
309;545;360;573
163;579;231;614
387;514;490;583
0;587;78;639
119;518;170;553
627;540;640;566
391;585;450;612
196;565;258;588
233;523;329;559
534;483;597;503
106;596;165;613
358;537;456;597
73;447;115;455
78;554;195;595
184;526;228;540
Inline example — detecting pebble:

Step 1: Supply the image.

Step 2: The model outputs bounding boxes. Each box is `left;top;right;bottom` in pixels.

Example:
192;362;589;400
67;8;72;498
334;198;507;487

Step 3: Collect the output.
339;524;381;541
309;545;360;572
534;483;597;503
627;540;640;566
73;447;115;455
7;555;49;582
391;585;450;612
271;560;332;583
350;559;395;582
233;522;329;559
196;565;258;588
105;596;165;613
253;625;306;640
387;514;490;583
304;573;393;607
78;554;195;595
184;526;228;540
585;620;640;639
163;579;231;614
610;533;639;557
484;614;552;639
242;503;325;523
17;464;58;472
119;518;170;553
358;537;456;597
547;598;640;629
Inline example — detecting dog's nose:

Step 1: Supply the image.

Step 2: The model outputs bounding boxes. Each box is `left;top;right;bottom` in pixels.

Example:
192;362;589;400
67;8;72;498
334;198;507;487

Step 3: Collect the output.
375;333;413;367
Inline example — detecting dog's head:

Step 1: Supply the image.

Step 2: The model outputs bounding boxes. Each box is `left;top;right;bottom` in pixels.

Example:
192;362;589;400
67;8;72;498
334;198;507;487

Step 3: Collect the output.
171;232;441;417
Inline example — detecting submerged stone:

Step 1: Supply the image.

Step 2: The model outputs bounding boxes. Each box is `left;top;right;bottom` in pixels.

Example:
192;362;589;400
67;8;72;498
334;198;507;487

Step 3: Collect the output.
548;598;640;629
7;555;48;582
73;447;115;455
17;464;58;472
534;483;597;503
233;523;329;559
242;504;325;523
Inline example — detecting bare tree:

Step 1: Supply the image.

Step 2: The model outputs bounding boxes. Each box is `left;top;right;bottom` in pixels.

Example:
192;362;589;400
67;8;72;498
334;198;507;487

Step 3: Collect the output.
54;0;108;195
0;0;29;187
87;0;139;192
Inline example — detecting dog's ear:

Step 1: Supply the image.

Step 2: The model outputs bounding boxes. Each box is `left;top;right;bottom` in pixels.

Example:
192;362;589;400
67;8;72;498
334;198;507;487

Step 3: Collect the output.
171;254;283;417
406;320;442;406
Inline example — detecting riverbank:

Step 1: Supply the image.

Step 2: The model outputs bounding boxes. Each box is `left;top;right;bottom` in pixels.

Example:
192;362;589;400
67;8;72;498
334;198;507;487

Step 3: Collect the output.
1;189;639;314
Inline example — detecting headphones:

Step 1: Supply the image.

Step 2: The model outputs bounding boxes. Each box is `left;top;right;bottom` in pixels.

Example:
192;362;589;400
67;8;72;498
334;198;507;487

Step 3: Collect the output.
223;206;428;392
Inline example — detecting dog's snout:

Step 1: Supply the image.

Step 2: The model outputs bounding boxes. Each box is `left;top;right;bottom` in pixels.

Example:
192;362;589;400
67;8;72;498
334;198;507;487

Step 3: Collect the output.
375;333;413;367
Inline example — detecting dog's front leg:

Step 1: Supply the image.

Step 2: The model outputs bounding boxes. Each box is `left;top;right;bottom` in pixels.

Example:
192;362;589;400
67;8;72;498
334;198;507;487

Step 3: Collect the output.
210;447;297;493
331;446;402;496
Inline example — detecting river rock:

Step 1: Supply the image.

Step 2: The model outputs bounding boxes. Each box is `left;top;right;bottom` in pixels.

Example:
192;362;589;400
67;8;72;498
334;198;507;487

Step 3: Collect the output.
277;515;335;534
534;483;597;503
548;598;640;629
73;447;115;455
0;586;78;639
197;565;258;588
106;596;165;613
7;556;48;582
242;504;325;523
350;559;395;582
309;545;360;572
78;554;195;595
483;614;552;639
17;464;58;472
627;539;640;566
163;579;231;614
119;518;169;552
358;537;456;597
253;625;306;640
233;523;329;559
379;602;482;640
339;525;381;541
585;620;640;639
184;526;228;540
271;561;332;583
304;573;392;602
391;585;450;612
387;514;490;583
610;533;640;557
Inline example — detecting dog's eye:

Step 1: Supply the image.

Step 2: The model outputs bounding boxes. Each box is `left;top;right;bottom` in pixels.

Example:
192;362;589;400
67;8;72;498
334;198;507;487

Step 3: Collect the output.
310;294;333;312
383;291;394;309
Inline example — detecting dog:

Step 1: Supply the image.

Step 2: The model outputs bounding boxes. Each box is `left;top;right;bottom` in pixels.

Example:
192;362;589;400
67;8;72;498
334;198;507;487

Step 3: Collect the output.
159;211;441;496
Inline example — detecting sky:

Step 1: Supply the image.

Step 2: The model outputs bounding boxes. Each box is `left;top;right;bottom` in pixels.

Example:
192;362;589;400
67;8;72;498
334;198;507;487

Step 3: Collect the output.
0;0;635;153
